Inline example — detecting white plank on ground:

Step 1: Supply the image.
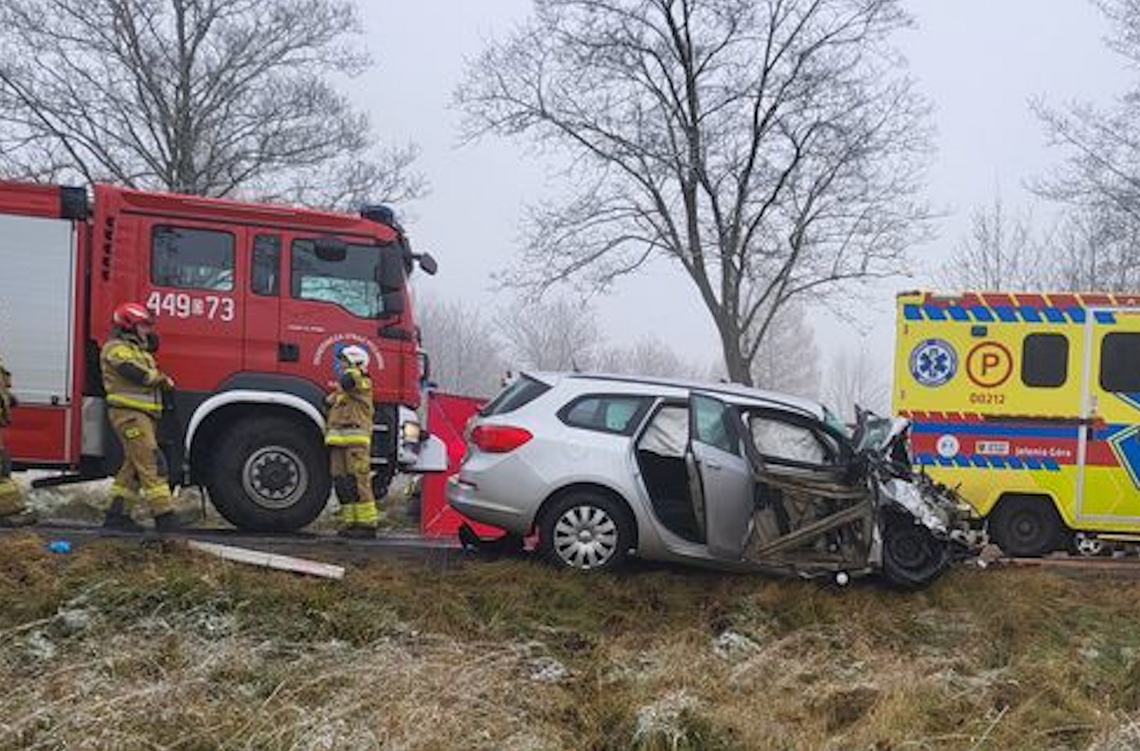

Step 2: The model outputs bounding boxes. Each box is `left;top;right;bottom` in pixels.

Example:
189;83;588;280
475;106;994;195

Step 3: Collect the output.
187;540;346;580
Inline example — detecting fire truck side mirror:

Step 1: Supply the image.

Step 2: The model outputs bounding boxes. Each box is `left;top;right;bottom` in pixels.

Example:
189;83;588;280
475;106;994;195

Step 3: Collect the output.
314;237;348;262
417;252;439;276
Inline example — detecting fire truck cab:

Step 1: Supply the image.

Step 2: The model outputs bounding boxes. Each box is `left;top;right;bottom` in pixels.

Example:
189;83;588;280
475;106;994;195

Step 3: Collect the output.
0;182;446;531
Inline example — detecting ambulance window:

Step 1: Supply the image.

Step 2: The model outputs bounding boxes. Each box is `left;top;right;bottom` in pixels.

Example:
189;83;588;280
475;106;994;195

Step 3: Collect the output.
1100;333;1140;392
251;236;280;296
151;226;235;291
1022;334;1068;388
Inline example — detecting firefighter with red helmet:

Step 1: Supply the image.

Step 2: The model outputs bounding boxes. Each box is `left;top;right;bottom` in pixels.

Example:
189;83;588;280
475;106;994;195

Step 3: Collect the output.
0;352;35;527
326;345;378;538
100;302;182;532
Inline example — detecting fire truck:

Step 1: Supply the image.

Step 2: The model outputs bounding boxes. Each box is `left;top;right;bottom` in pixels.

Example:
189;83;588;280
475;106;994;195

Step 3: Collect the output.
0;182;446;532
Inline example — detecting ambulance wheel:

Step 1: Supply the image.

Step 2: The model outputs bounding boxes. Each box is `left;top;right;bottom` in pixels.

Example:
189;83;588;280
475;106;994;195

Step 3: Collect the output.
881;512;951;589
989;496;1063;558
206;416;330;532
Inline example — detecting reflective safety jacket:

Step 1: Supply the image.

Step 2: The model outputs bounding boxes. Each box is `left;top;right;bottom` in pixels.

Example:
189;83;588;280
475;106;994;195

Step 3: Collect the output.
101;335;168;416
325;367;374;447
0;355;12;427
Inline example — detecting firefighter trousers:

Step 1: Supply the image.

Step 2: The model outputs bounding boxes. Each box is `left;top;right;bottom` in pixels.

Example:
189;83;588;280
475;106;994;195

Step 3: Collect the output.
0;430;26;517
329;445;377;528
108;407;173;517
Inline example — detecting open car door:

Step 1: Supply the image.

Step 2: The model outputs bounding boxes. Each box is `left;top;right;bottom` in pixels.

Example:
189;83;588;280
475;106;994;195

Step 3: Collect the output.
688;393;755;559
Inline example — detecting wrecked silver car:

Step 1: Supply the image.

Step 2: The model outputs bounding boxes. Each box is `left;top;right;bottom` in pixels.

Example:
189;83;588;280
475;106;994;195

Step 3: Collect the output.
448;373;981;587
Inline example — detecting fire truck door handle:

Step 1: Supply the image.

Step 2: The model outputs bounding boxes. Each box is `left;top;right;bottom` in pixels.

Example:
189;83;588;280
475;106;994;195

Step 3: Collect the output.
278;342;300;362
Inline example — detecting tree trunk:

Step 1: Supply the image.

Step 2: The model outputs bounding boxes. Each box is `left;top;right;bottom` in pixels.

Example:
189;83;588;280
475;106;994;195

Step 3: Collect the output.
715;317;752;386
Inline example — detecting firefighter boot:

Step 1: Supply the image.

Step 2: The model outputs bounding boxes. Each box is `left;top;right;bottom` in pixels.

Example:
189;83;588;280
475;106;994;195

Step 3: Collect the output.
153;511;192;534
102;498;144;533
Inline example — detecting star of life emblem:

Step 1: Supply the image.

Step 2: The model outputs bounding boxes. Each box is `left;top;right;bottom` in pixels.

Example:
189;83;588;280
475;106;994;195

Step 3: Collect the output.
910;339;957;387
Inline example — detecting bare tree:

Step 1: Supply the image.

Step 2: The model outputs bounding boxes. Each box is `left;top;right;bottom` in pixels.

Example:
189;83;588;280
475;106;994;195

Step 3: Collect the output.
457;0;932;386
497;297;603;371
417;297;507;398
595;334;701;378
821;344;888;422
1032;0;1140;275
749;303;820;398
1046;205;1140;292
0;0;423;207
939;193;1044;291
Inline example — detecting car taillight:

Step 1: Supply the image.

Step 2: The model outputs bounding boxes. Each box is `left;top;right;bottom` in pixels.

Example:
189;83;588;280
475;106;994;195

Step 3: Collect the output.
470;425;533;453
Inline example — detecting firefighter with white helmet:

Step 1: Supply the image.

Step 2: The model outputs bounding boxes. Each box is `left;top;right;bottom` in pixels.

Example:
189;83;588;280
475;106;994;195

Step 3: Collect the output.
0;352;35;527
325;344;378;538
101;302;182;532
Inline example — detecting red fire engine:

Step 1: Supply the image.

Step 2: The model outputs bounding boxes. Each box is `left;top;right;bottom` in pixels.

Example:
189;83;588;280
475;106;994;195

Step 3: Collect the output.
0;182;446;531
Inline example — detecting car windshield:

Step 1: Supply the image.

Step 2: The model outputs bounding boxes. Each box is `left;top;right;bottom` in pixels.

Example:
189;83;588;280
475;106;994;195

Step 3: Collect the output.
822;406;850;438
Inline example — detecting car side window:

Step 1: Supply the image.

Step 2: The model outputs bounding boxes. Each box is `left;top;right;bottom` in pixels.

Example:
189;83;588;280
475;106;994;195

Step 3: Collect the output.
690;394;740;455
559;395;650;435
749;414;837;466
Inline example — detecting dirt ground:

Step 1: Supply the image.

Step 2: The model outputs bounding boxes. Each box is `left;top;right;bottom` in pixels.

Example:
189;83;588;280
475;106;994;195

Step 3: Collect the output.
2;532;1140;751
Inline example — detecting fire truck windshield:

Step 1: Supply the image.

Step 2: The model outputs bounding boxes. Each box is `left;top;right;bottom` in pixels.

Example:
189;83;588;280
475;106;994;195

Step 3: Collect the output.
291;239;395;318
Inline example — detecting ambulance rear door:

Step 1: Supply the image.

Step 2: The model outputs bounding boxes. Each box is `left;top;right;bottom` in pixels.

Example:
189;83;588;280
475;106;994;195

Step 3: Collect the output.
1079;306;1140;523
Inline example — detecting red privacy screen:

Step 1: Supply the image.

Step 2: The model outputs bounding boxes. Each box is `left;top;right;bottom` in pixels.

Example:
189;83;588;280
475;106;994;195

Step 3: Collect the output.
420;391;504;539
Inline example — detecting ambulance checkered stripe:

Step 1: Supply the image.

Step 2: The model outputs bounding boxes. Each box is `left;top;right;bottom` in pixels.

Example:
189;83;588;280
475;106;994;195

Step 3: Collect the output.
901;291;1140;325
914;453;1062;471
902;303;1116;325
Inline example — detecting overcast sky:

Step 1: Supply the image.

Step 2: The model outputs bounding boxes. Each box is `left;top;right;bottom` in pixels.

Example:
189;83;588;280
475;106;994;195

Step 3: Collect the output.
354;1;1132;376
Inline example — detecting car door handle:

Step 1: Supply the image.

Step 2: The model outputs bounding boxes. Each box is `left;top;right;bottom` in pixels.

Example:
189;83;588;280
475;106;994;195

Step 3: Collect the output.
704;459;722;471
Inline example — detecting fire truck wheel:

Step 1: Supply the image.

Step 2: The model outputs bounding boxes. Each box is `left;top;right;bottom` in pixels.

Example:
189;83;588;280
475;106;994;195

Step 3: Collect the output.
206;416;330;532
989;495;1063;558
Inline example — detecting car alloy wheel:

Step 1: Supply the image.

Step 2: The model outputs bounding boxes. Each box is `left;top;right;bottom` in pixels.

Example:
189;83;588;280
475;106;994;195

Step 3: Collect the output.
552;504;619;570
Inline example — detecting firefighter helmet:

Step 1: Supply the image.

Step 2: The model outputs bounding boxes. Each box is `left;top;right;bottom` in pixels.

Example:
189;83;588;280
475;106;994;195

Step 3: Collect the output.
339;345;370;370
112;302;155;330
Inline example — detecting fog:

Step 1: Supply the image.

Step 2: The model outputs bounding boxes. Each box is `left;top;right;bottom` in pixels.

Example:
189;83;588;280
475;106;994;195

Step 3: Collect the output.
353;1;1131;374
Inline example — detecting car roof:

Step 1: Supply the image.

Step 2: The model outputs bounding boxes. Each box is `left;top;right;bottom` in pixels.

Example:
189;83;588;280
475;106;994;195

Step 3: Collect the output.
527;371;829;420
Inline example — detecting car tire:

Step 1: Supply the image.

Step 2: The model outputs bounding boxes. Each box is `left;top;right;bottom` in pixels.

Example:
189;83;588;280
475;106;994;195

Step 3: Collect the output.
881;512;952;589
538;491;634;572
989;496;1063;558
206;416;330;532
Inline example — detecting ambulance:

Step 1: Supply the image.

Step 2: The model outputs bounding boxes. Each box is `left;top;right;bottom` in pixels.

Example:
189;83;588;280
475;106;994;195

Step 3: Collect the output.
894;290;1140;556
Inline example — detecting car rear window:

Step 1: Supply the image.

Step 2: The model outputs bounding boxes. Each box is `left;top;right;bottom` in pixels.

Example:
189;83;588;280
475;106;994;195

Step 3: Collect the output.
558;395;652;435
480;375;551;416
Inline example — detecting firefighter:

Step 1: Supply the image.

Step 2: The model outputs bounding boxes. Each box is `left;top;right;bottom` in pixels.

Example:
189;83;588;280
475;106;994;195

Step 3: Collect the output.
326;345;378;538
101;302;182;532
0;353;36;527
